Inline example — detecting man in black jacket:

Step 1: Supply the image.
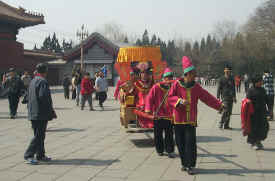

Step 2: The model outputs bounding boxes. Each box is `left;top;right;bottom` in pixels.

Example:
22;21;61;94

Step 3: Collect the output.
3;68;24;119
217;65;236;129
24;63;57;165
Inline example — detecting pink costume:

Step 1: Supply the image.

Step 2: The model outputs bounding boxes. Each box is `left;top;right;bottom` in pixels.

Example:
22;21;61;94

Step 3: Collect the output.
134;80;154;128
168;80;222;125
145;82;173;120
114;79;123;100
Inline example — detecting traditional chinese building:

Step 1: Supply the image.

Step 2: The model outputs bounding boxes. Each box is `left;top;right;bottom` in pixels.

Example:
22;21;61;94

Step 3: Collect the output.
0;1;60;74
61;32;131;85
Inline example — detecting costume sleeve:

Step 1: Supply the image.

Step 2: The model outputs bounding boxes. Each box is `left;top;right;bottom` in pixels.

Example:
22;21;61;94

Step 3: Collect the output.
114;80;121;99
198;85;222;110
145;86;155;113
168;81;182;108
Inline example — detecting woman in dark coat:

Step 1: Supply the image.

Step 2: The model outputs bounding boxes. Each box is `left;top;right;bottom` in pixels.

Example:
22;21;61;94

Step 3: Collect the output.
246;75;269;150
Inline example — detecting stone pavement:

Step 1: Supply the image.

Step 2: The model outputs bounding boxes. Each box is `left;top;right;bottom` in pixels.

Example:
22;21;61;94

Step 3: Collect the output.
0;86;274;181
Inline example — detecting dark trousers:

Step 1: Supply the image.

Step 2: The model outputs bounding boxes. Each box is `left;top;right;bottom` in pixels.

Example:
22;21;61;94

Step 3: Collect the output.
24;120;48;159
98;92;107;107
174;124;197;168
266;95;274;119
8;94;20;116
220;100;233;128
64;87;70;99
81;94;93;109
153;119;174;154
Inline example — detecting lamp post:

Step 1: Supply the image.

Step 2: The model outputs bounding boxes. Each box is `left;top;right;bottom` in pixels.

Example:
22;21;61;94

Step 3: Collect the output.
76;24;89;71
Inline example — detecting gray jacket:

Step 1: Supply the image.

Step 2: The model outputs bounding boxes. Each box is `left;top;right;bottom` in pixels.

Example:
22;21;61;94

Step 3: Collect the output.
28;76;56;121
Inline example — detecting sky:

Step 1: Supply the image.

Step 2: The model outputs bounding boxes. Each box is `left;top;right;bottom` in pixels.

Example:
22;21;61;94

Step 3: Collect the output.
4;0;265;49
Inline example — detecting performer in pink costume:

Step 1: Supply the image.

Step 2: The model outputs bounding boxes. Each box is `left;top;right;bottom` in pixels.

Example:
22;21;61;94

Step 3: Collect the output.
168;56;223;175
145;67;175;157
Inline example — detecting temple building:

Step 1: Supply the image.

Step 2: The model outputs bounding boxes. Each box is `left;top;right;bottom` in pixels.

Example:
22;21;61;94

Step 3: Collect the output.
60;32;131;85
0;1;60;75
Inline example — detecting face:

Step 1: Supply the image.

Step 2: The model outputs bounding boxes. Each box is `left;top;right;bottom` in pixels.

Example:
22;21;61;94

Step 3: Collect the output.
164;76;173;82
184;70;196;82
140;72;149;81
9;71;15;77
255;80;263;87
224;69;231;77
24;71;28;76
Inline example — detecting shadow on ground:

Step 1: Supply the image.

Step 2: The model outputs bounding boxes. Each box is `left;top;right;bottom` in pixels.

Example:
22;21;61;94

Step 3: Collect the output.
197;136;231;143
47;128;85;132
54;107;73;110
130;138;154;148
44;158;120;166
196;168;275;176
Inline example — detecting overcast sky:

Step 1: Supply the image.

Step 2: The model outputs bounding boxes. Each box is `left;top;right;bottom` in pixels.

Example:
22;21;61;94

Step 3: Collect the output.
5;0;265;49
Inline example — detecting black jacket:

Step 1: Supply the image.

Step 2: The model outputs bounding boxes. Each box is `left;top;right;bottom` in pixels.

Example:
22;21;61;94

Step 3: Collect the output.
217;75;236;101
28;76;56;121
3;76;24;96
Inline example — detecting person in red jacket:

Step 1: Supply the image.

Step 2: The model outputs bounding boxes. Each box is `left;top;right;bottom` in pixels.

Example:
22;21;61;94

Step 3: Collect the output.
80;72;95;111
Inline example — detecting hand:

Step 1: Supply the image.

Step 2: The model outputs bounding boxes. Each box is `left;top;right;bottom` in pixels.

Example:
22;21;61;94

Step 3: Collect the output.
218;104;224;114
180;99;188;106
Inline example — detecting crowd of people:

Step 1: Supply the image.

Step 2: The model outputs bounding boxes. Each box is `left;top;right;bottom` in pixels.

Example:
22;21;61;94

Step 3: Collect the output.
0;56;273;175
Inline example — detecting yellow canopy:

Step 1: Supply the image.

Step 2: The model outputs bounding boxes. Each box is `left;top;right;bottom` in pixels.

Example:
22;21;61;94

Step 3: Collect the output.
116;46;162;63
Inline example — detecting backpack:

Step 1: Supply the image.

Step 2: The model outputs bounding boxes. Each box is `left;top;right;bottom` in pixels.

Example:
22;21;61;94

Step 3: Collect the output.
241;98;254;136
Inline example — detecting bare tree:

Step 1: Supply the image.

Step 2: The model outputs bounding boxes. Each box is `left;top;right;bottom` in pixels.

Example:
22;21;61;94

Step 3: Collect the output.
95;22;127;42
213;20;238;41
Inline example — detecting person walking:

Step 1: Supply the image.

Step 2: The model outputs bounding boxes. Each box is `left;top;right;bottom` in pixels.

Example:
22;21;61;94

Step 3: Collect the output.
263;70;274;121
168;56;223;175
80;72;95;111
246;75;269;150
95;71;108;110
62;74;71;100
145;68;175;158
217;65;236;129
74;70;82;106
21;70;32;104
24;63;57;164
3;68;24;119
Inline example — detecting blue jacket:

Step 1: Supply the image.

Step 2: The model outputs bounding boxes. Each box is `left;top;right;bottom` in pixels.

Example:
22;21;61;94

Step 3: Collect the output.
28;76;56;121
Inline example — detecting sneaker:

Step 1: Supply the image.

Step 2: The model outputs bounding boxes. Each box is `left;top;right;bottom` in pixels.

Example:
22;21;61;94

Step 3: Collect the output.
181;166;187;171
257;142;264;149
25;157;38;165
90;108;95;111
158;152;164;156
10;115;15;119
223;126;232;130
37;156;51;162
252;144;260;150
186;167;195;175
168;153;175;158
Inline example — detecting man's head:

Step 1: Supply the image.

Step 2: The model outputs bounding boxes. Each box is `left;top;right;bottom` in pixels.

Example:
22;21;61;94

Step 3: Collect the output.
84;72;90;79
252;74;263;87
224;65;232;77
163;68;174;82
36;63;48;77
184;70;196;83
99;71;104;77
8;68;16;77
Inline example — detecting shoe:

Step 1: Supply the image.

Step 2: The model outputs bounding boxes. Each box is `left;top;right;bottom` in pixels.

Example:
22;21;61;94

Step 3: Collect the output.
186;167;195;175
223;126;232;130
252;144;260;150
81;107;84;110
257;142;264;149
90;108;95;111
158;152;164;156
25;157;38;165
37;156;51;162
168;153;175;158
181;166;187;171
219;124;223;129
10;115;15;119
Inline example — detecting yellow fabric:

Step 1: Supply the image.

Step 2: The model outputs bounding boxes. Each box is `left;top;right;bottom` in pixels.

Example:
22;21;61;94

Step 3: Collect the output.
116;47;162;63
125;96;135;105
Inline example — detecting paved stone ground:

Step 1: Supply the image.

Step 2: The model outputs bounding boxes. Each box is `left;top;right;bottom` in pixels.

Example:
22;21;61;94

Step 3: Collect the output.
0;86;274;181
